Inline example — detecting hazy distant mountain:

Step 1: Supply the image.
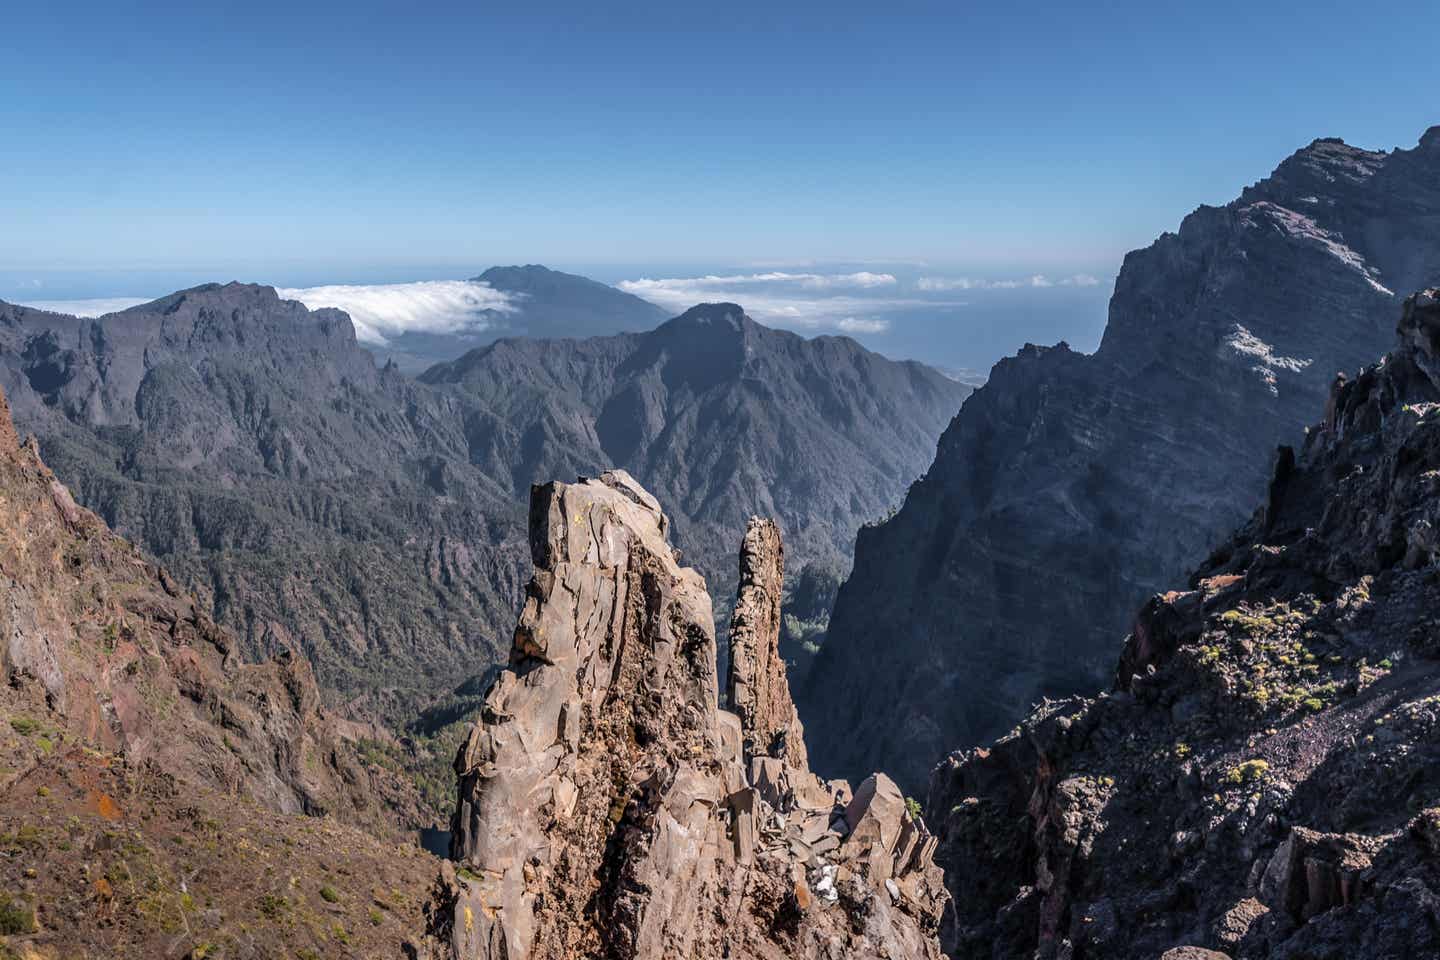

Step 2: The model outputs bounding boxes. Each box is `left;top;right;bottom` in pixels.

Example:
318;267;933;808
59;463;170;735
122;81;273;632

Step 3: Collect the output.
0;288;966;744
366;264;670;372
801;127;1440;793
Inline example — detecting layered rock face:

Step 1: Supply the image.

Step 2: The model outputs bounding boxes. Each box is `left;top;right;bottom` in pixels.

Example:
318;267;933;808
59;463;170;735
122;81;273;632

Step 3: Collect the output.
804;127;1440;792
929;291;1440;958
426;472;947;959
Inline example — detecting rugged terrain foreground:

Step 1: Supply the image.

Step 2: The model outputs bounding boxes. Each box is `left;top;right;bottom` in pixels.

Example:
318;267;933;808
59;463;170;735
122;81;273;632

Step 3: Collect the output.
0;384;436;958
424;472;948;958
930;290;1440;958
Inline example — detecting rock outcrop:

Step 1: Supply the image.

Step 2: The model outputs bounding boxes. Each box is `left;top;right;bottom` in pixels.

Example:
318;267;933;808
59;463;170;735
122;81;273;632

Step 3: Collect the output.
928;290;1440;958
728;517;809;769
804;126;1440;793
426;473;947;959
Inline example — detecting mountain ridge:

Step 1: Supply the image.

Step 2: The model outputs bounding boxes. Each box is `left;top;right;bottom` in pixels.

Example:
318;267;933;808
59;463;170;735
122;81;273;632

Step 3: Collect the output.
803;127;1440;793
928;289;1440;958
0;285;968;822
371;264;670;372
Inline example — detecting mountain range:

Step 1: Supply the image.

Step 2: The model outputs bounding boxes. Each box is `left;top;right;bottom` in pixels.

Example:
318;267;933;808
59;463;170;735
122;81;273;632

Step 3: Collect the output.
800;126;1440;793
0;284;967;819
7;125;1440;959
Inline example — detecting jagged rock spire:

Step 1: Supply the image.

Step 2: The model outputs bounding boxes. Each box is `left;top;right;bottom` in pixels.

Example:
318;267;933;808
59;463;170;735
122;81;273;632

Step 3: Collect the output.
727;516;808;770
426;471;948;960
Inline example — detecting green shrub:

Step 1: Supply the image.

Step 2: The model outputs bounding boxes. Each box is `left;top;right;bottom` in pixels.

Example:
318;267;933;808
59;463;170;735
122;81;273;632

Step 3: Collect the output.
1223;759;1270;785
8;717;38;736
319;884;341;904
256;893;288;918
0;892;37;935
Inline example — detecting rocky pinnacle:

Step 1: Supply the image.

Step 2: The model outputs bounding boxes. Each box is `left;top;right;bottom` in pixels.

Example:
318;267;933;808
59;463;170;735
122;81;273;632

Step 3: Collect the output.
426;471;948;959
727;517;809;770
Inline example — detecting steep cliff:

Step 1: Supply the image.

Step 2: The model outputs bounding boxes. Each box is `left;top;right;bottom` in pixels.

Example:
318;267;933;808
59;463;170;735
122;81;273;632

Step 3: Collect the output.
804;127;1440;792
929;291;1440;958
424;472;947;959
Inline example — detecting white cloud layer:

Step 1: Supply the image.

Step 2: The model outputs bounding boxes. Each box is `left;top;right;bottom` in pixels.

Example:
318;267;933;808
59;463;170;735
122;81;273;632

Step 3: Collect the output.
275;280;520;344
837;317;890;333
916;273;1101;291
18;296;152;317
617;272;934;336
621;271;896;298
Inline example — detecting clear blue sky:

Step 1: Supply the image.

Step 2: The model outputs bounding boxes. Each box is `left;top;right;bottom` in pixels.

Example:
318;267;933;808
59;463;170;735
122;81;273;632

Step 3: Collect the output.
3;0;1436;292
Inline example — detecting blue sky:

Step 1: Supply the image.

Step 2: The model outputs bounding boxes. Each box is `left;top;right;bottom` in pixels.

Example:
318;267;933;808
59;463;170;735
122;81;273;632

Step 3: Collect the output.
2;0;1436;368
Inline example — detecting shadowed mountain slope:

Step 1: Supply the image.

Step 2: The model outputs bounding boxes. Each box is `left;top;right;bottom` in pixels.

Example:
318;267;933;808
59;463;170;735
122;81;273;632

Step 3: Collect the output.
930;290;1440;959
803;127;1440;793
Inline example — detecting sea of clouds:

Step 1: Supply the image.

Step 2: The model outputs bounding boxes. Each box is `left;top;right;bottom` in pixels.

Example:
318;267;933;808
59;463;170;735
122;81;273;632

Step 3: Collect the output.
20;296;153;317
274;280;520;344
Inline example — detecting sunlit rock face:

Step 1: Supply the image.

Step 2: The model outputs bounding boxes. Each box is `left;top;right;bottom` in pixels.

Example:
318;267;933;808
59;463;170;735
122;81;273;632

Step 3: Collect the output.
425;471;948;960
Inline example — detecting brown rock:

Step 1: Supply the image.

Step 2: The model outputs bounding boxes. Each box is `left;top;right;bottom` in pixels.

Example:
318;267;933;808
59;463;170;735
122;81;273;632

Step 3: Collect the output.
727;517;808;770
430;475;948;959
1260;827;1379;922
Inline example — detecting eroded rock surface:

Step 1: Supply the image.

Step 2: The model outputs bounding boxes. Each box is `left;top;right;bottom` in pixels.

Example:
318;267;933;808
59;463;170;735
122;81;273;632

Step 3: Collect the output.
426;475;947;959
728;517;809;769
929;291;1440;958
804;127;1440;792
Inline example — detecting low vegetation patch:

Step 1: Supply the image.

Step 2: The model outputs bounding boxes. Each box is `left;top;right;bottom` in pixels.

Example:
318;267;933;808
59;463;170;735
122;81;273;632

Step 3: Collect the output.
0;892;37;935
1223;759;1270;786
